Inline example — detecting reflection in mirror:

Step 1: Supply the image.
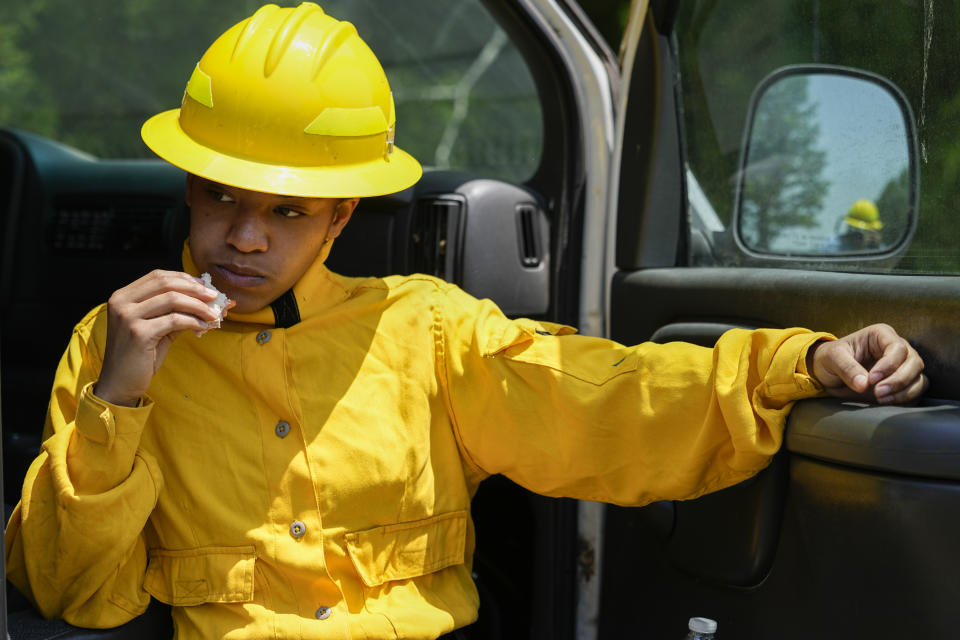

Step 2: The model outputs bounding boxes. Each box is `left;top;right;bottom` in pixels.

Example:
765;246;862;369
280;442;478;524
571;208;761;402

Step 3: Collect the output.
737;71;913;257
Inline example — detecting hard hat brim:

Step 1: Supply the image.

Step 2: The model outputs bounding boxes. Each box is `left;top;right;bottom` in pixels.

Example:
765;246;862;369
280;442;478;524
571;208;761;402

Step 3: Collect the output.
141;109;422;198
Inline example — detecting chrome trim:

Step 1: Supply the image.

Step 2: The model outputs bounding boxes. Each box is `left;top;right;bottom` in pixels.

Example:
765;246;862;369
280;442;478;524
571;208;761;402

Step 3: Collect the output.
517;2;624;639
519;0;616;341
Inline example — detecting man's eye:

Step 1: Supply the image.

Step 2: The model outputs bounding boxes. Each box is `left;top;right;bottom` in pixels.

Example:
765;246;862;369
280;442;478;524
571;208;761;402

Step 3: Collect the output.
276;207;304;218
207;190;235;203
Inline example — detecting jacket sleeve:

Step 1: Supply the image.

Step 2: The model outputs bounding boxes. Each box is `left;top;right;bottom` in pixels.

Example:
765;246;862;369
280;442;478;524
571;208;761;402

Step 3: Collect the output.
436;285;832;506
5;307;164;628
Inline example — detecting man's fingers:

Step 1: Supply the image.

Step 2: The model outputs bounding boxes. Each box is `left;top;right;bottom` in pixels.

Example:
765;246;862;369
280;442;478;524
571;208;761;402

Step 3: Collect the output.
119;270;217;305
873;345;925;400
861;323;923;395
98;272;219;406
877;373;929;405
140;312;212;340
817;324;928;405
819;343;871;393
864;327;911;381
134;290;222;324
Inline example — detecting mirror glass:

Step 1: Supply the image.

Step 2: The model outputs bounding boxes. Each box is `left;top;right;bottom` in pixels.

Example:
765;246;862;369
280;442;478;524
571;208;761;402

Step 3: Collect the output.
737;71;913;256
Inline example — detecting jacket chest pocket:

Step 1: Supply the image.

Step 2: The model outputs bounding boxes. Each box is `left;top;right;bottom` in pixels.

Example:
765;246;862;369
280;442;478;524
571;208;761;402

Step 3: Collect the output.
345;511;467;587
144;546;257;606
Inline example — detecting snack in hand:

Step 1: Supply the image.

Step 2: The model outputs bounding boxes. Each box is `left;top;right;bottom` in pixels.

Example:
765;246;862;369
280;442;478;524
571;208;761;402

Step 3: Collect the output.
200;272;229;332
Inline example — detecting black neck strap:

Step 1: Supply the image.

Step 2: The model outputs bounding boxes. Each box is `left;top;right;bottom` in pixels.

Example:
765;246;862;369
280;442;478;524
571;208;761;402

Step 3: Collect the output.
269;288;301;329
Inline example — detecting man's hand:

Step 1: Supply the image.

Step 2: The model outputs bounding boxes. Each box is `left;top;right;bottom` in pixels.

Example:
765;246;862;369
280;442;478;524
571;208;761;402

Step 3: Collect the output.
806;323;927;405
93;270;232;407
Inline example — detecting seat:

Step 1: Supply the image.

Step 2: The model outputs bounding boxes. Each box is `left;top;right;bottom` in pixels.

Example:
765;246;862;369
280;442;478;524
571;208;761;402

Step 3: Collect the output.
7;598;173;640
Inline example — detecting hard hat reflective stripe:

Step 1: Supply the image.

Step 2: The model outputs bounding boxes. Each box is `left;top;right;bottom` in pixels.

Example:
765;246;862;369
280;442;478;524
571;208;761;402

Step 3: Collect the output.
185;64;214;108
304;105;389;136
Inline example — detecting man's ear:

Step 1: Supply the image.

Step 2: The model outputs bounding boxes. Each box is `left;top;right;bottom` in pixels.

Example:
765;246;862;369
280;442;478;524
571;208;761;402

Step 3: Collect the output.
327;198;359;240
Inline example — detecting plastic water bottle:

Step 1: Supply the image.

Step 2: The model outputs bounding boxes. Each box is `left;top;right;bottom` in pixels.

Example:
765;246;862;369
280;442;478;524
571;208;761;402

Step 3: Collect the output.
684;617;717;639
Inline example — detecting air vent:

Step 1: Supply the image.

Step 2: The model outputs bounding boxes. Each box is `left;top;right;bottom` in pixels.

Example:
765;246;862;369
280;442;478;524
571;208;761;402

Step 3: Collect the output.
515;203;541;267
50;206;113;251
411;196;464;279
48;199;172;254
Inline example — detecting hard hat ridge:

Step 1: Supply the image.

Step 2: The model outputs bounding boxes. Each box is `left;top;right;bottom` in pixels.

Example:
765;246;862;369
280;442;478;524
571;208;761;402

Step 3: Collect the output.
310;21;358;81
230;4;288;64
264;3;328;77
140;1;421;198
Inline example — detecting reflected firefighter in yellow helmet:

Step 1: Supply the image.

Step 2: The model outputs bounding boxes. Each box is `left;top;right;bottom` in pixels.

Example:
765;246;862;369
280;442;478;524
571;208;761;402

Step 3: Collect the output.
4;3;927;639
825;199;885;252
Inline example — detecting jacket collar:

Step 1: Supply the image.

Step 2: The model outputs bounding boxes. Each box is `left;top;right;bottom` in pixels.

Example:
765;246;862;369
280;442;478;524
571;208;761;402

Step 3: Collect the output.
181;240;351;327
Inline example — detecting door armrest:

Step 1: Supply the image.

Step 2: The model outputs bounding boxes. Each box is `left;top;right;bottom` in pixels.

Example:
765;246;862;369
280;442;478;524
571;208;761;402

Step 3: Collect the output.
786;398;960;480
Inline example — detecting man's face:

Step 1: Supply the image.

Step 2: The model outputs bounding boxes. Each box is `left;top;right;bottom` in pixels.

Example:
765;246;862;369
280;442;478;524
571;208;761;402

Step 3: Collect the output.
186;175;357;314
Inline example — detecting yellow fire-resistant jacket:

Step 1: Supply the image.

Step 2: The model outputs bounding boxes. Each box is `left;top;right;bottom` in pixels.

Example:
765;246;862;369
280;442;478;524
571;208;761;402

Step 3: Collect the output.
5;246;829;639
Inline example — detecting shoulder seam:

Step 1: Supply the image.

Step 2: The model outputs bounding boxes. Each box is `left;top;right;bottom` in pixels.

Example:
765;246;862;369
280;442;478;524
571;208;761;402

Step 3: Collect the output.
431;287;490;478
354;274;448;295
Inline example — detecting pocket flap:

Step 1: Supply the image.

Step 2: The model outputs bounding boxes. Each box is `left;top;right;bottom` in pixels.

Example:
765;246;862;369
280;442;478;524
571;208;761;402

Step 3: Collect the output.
484;318;637;385
483;319;578;357
144;546;256;606
345;511;467;587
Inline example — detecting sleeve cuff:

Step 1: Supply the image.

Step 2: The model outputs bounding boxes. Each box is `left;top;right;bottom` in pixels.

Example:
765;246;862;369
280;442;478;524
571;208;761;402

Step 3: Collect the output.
765;331;836;399
76;382;153;449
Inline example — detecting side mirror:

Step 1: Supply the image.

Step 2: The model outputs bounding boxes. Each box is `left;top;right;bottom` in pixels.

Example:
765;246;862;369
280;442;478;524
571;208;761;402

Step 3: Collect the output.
734;65;918;260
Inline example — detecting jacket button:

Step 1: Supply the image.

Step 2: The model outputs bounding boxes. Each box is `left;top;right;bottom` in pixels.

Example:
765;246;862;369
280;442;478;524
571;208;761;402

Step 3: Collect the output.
290;520;306;539
315;606;331;620
256;330;271;345
275;421;290;438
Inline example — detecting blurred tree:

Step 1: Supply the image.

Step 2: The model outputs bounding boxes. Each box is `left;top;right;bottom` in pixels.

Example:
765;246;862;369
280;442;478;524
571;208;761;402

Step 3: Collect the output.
0;3;58;136
740;77;828;249
676;0;960;273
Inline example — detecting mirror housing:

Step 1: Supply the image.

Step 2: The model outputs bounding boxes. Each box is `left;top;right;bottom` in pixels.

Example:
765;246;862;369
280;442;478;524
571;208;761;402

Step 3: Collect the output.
734;65;919;263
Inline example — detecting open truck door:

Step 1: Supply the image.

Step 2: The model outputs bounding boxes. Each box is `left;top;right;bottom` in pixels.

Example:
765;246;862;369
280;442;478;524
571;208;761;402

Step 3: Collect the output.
596;2;960;638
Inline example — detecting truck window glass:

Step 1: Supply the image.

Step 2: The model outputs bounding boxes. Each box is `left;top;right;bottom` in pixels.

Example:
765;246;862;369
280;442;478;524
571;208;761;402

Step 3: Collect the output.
0;0;543;183
675;0;960;274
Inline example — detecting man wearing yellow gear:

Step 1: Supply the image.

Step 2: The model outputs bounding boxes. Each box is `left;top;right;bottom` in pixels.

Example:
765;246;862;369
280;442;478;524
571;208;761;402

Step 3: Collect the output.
4;4;927;639
823;199;885;252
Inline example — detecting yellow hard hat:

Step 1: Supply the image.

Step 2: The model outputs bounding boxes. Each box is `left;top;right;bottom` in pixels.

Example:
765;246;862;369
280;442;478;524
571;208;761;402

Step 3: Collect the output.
141;2;422;198
844;199;883;230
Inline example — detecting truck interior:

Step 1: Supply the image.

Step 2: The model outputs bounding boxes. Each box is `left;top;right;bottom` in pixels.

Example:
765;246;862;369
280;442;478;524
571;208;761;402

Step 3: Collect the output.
0;128;571;640
4;0;960;639
0;2;591;636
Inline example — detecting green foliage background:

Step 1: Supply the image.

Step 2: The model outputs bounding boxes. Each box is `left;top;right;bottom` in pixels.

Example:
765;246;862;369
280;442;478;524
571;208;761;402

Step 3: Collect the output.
739;76;828;250
676;0;960;273
4;0;953;272
0;0;543;183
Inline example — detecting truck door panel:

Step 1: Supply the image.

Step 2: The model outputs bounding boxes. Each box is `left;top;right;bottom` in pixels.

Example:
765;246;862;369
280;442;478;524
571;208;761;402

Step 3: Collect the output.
599;1;960;637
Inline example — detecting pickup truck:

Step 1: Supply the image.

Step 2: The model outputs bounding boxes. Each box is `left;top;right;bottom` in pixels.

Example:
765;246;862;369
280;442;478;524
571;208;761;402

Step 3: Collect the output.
2;0;959;638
